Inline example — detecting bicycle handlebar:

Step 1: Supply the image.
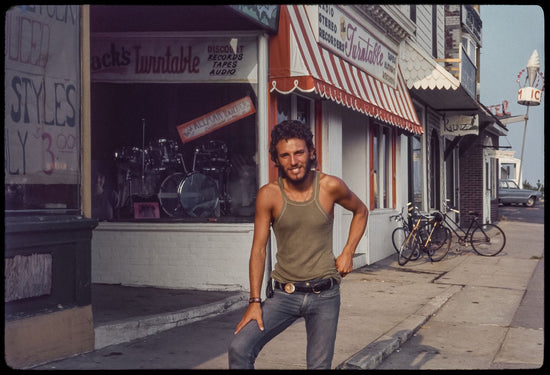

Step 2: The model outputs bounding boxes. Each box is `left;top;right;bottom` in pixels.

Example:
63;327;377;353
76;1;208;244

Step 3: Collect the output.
443;199;460;214
389;202;414;222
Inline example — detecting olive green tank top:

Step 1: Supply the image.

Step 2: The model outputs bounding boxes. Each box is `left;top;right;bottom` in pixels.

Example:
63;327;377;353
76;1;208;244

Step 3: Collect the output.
271;171;341;283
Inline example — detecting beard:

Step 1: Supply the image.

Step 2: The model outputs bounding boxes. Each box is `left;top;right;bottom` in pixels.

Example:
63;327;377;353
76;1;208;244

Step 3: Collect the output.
278;156;315;186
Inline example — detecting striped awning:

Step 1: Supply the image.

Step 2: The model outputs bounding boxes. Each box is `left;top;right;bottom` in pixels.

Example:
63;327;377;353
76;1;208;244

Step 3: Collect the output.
269;5;422;134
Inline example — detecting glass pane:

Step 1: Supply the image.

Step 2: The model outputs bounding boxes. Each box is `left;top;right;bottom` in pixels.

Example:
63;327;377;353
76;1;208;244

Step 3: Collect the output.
411;136;423;209
5;6;81;213
383;127;391;208
372;128;379;209
92;82;257;222
296;95;310;125
277;94;290;123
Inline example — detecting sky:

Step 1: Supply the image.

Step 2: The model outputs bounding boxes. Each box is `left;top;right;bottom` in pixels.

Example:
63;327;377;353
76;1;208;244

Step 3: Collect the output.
479;5;545;185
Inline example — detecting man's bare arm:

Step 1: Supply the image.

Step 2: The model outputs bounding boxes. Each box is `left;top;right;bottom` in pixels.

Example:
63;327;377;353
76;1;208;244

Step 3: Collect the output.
328;177;368;276
234;185;273;334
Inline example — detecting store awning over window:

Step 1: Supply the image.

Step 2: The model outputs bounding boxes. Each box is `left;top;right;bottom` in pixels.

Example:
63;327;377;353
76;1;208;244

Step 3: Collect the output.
269;5;422;134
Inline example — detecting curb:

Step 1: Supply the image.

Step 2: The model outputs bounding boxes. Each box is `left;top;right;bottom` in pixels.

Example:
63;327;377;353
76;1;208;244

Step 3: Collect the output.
336;285;462;369
94;292;248;349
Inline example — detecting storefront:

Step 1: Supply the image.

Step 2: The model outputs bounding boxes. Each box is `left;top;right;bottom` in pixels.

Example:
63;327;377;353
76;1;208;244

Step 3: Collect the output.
269;5;422;264
90;5;424;291
5;5;97;368
88;6;277;291
400;5;507;226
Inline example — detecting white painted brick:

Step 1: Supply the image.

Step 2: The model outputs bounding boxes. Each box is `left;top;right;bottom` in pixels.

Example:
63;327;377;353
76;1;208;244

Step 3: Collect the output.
92;223;253;291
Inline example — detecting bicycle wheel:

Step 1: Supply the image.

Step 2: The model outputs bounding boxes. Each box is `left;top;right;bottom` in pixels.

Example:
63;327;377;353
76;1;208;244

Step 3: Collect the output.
392;227;409;253
427;226;451;262
470;223;506;256
398;234;419;266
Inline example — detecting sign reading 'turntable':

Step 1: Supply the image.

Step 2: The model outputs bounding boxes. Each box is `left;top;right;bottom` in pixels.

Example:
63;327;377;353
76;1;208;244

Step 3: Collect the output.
317;5;398;87
91;33;258;84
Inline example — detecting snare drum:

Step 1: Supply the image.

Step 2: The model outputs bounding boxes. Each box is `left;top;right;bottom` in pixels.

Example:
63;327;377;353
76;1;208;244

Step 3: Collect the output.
147;139;181;171
114;146;144;164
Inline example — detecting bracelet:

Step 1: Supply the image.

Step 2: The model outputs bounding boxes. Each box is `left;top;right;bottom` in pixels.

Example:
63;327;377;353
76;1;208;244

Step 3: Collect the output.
249;297;261;304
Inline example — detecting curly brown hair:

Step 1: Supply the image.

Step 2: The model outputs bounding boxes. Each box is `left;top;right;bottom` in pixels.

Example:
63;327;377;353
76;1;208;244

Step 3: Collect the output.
269;120;317;166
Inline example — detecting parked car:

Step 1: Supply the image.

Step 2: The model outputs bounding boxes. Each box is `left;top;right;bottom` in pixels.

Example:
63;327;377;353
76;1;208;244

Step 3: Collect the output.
499;179;542;207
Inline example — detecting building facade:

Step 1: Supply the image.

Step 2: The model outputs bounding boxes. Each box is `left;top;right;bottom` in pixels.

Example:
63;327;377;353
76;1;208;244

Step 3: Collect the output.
4;5;508;367
396;4;507;225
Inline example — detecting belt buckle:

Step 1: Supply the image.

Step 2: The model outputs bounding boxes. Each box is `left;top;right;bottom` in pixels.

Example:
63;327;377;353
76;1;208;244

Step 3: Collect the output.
284;283;295;294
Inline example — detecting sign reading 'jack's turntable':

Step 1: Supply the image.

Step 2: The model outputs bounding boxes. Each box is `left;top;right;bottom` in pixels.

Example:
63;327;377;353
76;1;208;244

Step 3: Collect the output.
90;33;258;83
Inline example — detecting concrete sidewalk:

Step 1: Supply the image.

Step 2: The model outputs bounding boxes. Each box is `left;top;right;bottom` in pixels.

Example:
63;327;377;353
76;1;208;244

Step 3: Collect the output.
31;220;543;370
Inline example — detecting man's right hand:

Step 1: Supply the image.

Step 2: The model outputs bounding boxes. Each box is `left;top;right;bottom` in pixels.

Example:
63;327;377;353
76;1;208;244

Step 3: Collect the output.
234;303;264;335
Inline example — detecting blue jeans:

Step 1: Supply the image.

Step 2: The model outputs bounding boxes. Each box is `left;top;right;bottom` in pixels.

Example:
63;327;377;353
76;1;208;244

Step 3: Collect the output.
228;282;340;369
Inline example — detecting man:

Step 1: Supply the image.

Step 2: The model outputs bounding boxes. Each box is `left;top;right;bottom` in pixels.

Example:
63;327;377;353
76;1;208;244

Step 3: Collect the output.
228;120;368;369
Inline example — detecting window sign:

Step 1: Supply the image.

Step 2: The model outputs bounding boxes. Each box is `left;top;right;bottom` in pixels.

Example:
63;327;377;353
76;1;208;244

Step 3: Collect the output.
177;96;256;144
5;6;81;210
91;34;258;83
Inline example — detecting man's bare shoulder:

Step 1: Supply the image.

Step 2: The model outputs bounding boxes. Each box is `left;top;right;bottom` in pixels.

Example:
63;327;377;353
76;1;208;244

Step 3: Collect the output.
256;181;281;205
259;181;280;193
319;172;346;191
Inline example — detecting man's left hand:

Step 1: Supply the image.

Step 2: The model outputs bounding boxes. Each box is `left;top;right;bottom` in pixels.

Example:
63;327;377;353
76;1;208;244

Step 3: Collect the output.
335;252;353;277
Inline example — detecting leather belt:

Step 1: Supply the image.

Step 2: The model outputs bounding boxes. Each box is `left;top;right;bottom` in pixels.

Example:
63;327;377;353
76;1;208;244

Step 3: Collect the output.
274;278;337;294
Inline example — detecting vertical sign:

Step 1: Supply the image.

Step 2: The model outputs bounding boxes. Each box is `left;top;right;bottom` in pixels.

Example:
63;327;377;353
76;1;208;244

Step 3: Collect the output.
5;5;81;185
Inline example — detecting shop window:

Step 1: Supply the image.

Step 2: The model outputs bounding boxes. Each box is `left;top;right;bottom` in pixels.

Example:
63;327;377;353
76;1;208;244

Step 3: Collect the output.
278;93;313;129
408;136;423;209
88;32;261;223
296;95;311;126
429;129;441;210
372;128;379;208
445;147;458;208
371;124;393;209
91;83;258;222
461;34;477;66
5;6;81;214
274;93;315;179
487;157;497;200
500;163;516;180
277;94;291;123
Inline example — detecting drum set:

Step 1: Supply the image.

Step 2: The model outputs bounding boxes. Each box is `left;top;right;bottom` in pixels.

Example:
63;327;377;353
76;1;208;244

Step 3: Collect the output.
114;138;232;218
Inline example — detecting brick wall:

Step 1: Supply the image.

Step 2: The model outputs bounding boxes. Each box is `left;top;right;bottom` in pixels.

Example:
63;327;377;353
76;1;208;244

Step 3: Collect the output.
459;133;501;226
459;136;484;227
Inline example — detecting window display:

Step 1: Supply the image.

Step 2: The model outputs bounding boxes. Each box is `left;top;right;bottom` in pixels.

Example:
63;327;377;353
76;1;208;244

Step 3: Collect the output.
91;83;258;222
90;33;259;222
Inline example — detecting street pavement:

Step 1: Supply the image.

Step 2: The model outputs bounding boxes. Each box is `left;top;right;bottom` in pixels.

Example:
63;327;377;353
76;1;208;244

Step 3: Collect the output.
31;215;544;370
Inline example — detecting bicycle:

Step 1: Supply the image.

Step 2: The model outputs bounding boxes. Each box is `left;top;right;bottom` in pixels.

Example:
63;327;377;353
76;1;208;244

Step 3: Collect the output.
398;209;452;266
389;202;414;253
441;200;506;256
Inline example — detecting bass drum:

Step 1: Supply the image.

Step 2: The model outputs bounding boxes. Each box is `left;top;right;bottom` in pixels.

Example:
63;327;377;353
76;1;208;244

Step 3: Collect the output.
158;173;187;217
178;172;220;218
158;172;220;218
